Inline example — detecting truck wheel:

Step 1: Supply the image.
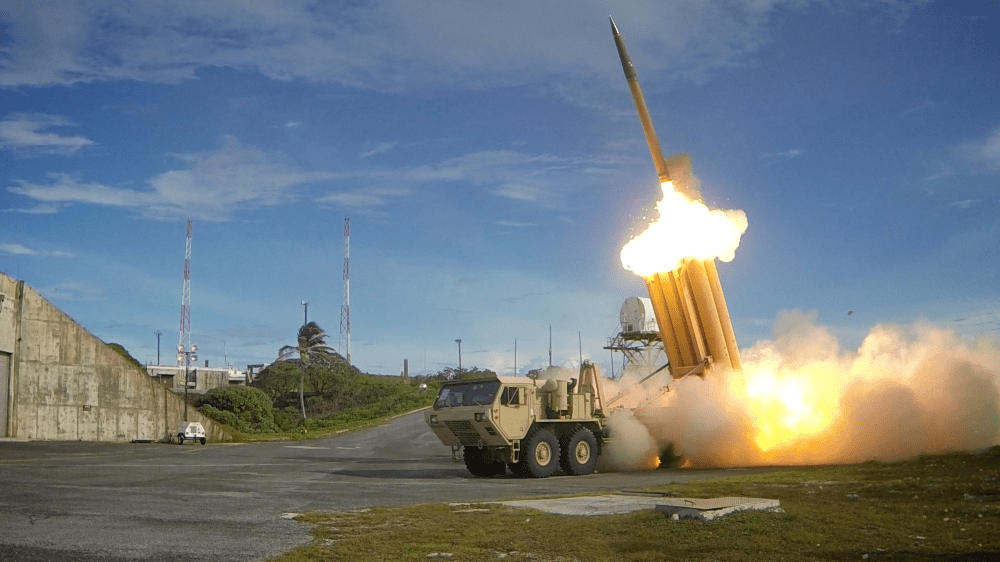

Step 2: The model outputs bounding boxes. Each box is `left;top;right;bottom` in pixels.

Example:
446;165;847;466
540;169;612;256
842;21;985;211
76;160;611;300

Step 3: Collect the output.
200;437;206;445
513;427;560;478
177;435;185;445
463;446;505;477
560;427;598;476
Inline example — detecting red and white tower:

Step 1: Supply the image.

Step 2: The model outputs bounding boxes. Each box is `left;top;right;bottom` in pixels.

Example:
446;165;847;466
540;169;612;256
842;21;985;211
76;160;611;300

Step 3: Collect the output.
177;220;193;364
339;217;351;364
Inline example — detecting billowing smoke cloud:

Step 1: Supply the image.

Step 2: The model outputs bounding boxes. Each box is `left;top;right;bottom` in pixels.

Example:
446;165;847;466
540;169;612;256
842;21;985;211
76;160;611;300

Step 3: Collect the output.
597;409;661;471
611;310;1000;468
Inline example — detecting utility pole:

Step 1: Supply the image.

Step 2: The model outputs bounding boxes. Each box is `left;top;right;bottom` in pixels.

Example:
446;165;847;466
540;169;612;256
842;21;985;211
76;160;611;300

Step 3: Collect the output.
155;330;162;365
455;339;462;370
301;301;309;326
177;344;198;421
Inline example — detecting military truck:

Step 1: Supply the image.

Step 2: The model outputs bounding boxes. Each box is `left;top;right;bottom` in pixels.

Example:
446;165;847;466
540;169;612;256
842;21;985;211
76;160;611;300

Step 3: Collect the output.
425;362;609;478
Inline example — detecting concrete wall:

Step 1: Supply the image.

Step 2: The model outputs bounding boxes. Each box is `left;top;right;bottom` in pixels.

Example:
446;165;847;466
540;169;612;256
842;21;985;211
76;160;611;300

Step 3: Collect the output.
0;272;235;442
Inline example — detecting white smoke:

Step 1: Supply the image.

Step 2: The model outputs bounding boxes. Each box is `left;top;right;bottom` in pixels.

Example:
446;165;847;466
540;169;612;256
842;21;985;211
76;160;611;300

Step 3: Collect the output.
597;409;660;471
611;311;1000;468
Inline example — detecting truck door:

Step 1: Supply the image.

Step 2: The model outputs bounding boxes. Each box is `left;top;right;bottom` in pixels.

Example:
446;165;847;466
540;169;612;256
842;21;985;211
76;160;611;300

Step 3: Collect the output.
496;386;530;439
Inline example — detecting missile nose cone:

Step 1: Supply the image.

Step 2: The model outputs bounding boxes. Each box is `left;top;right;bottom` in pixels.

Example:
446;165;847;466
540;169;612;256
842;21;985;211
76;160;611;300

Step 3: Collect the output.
611;17;636;83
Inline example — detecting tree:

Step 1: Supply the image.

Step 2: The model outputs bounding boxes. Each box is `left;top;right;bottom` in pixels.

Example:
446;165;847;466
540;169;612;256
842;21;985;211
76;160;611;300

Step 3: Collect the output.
305;356;350;396
250;361;301;401
280;322;334;419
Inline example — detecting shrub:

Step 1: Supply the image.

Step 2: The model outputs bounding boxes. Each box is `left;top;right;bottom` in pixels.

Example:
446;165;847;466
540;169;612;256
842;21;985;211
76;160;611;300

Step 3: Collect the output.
274;406;302;432
196;386;278;433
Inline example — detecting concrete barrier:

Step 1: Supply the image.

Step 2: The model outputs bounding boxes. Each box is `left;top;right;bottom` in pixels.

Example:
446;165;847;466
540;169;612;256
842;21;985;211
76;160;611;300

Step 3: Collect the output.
0;273;236;442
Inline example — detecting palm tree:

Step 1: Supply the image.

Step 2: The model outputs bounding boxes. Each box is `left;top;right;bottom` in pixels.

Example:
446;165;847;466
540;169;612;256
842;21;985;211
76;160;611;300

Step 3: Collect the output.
280;322;334;420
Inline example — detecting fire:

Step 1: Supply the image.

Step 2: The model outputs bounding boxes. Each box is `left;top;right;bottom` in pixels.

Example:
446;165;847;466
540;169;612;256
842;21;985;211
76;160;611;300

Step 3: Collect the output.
620;181;748;277
740;365;840;454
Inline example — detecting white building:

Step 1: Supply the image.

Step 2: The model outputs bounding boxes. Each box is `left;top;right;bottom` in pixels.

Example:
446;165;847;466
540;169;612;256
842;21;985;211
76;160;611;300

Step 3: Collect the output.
145;364;245;394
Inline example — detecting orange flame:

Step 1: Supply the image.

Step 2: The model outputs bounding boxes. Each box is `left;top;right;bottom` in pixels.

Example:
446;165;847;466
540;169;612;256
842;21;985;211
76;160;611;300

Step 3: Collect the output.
620;181;748;277
739;364;841;454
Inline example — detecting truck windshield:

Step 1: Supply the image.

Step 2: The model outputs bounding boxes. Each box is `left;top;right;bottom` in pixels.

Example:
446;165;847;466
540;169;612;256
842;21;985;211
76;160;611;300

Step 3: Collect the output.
434;380;501;410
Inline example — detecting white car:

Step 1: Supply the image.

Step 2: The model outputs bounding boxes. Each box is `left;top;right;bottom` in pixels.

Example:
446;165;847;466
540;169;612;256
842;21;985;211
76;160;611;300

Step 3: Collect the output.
177;422;207;445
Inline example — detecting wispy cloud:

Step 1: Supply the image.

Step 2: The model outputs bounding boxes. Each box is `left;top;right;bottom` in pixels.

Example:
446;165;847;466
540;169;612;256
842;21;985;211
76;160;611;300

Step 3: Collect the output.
951;199;975;209
318;186;409;208
360;142;397;158
0;1;930;91
493;183;546;202
317;149;596;209
760;148;804;162
0;242;74;258
7;136;341;221
37;281;102;302
1;202;66;215
0;243;35;256
958;125;1000;172
0;113;94;156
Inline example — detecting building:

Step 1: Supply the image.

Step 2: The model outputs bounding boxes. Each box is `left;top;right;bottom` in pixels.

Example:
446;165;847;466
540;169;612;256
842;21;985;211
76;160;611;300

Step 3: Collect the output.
146;364;245;394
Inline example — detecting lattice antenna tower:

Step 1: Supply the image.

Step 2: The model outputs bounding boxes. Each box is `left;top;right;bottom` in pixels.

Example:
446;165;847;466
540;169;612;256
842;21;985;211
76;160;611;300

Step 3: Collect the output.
177;219;193;364
339;216;351;364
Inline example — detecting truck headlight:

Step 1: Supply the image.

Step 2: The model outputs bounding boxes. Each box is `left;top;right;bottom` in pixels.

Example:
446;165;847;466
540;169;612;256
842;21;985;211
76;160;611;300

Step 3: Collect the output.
429;415;438;424
474;412;485;422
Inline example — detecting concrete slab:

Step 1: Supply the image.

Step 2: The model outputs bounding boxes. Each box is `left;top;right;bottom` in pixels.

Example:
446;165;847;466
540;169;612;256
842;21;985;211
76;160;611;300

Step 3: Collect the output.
655;497;782;521
497;494;667;516
496;494;782;520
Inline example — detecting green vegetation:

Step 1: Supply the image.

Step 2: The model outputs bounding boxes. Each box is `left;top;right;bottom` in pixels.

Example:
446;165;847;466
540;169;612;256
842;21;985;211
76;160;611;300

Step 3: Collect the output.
271;447;1000;561
196;386;278;433
288;321;335;419
107;342;144;370
195;322;500;439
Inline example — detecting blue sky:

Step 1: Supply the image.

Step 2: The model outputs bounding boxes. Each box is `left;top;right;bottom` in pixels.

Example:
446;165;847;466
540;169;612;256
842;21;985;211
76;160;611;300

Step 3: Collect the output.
1;0;997;377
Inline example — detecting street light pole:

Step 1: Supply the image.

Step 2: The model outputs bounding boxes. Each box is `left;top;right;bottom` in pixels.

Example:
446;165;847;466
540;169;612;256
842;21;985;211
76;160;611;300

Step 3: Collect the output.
455;339;462;370
177;344;198;421
301;301;309;326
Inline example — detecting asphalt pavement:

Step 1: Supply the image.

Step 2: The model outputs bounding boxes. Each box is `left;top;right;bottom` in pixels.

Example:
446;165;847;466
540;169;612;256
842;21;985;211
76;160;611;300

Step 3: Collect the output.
0;410;762;561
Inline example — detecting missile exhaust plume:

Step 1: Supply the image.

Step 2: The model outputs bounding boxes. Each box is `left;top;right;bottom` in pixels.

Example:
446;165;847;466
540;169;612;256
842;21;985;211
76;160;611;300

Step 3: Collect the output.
637;314;1000;467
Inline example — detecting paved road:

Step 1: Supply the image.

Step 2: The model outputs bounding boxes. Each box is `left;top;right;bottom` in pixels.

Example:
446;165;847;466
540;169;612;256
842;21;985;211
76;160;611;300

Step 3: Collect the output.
0;411;760;561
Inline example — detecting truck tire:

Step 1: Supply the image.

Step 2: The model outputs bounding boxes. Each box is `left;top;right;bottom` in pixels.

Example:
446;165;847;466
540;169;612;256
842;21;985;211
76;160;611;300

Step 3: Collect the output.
463;446;505;477
513;427;560;478
560;426;598;476
200;437;207;445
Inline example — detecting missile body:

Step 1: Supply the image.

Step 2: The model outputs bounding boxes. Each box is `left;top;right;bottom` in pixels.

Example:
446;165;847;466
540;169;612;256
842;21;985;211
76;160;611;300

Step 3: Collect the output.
611;17;672;187
611;17;700;201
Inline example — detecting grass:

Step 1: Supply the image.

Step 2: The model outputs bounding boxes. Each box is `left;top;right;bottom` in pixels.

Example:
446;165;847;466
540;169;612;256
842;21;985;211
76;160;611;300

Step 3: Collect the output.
269;447;1000;561
225;407;430;443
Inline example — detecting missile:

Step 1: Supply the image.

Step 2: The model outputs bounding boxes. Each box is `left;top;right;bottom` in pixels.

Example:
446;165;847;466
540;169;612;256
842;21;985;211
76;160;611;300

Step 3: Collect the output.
611;17;699;200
